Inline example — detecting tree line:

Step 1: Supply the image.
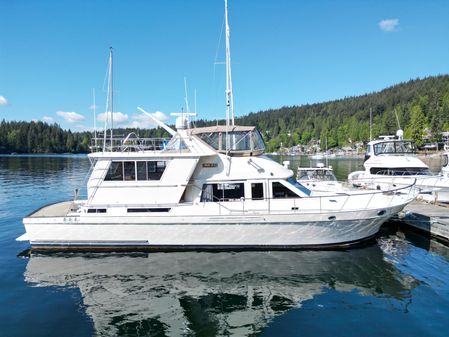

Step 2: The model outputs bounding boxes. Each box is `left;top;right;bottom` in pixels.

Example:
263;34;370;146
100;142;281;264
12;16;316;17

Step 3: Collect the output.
1;75;449;154
196;75;449;151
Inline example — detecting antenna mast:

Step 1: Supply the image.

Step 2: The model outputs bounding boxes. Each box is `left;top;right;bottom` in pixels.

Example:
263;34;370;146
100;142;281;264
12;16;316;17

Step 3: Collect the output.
225;0;234;127
93;88;97;149
108;47;114;151
369;107;372;141
102;48;114;152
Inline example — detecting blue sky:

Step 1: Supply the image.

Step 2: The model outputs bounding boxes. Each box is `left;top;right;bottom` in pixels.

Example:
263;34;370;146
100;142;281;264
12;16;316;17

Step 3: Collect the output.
1;0;448;130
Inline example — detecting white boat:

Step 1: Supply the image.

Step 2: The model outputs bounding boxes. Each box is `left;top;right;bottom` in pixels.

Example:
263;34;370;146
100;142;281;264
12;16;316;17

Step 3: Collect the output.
348;130;449;203
17;1;418;250
296;163;345;193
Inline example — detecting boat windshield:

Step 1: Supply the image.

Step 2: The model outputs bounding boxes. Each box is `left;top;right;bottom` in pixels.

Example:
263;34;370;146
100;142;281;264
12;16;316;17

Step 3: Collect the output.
196;129;265;154
373;141;416;155
287;177;311;196
297;169;336;181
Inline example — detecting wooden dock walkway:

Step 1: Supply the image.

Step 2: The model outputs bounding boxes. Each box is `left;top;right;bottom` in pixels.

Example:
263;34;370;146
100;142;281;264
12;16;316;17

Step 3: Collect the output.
397;201;449;243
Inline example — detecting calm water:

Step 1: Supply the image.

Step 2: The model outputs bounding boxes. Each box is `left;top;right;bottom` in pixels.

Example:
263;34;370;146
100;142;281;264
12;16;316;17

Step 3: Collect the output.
1;155;449;337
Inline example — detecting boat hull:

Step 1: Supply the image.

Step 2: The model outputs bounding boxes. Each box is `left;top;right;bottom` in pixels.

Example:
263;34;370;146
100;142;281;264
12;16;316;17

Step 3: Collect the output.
348;173;449;203
21;206;406;250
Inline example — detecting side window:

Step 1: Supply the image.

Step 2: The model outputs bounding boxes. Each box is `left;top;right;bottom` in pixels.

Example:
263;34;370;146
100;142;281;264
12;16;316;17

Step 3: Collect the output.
251;183;264;200
136;161;147;180
148;161;166;180
105;162;124;181
272;182;299;198
200;183;245;202
105;160;167;181
218;183;244;201
123;161;136;181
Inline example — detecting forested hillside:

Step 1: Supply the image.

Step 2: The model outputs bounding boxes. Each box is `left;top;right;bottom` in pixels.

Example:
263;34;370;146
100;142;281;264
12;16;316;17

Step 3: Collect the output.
1;75;449;153
249;75;449;151
0;121;167;154
197;75;449;151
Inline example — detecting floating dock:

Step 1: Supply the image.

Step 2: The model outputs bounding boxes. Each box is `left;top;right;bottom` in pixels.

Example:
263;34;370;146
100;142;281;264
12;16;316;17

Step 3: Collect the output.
397;201;449;243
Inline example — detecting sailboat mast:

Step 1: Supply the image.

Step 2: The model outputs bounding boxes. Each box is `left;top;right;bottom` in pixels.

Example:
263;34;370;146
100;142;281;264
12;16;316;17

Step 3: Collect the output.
225;0;234;127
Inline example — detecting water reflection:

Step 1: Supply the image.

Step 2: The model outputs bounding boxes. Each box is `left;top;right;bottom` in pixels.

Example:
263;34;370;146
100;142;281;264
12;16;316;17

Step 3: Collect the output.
24;245;417;336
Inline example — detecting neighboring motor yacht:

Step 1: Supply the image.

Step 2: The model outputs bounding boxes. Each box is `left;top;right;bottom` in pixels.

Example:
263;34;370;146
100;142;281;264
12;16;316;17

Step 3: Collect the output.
296;163;345;193
348;130;449;202
18;1;418;250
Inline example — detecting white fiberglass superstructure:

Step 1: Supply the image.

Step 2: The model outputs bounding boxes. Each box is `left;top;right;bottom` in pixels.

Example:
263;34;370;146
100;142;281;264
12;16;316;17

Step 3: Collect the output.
348;131;449;202
18;0;418;250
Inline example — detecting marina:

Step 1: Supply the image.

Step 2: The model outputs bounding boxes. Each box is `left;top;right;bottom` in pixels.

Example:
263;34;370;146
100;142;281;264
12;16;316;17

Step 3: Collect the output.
1;154;449;336
1;0;449;335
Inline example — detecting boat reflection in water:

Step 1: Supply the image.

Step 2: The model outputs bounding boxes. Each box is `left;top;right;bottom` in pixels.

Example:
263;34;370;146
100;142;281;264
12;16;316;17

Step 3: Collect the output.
24;245;417;336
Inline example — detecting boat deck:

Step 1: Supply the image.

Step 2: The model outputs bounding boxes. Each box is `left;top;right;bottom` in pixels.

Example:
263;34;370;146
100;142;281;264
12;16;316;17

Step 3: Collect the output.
27;201;77;218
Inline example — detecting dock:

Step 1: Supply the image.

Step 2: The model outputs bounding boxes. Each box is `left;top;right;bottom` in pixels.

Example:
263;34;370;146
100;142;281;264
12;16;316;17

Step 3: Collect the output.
397;201;449;243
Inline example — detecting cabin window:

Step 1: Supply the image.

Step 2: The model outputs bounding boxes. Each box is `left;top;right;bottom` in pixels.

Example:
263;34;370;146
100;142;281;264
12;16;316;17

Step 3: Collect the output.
200;183;245;202
136;161;147;180
127;208;171;213
105;162;124;181
105;160;167;181
370;167;431;176
87;208;107;213
272;181;300;198
251;183;264;200
147;161;166;180
124;161;136;181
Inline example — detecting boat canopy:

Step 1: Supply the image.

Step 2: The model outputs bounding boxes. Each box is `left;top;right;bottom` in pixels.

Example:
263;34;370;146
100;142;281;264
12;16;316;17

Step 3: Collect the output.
191;125;265;155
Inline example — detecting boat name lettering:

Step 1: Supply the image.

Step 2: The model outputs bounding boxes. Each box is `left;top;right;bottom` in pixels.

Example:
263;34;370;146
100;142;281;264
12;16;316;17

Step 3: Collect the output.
202;163;218;168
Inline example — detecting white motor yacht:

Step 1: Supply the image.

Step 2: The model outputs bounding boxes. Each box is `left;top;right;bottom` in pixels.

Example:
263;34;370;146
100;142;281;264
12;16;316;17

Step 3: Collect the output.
296;163;345;193
17;1;418;250
18;121;418;249
348;130;449;202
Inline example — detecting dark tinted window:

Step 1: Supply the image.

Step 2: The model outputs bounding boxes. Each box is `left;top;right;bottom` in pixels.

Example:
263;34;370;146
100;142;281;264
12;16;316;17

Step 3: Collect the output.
200;183;245;202
251;183;264;200
136;161;147;180
105;162;123;181
148;161;166;180
123;161;136;181
272;182;299;198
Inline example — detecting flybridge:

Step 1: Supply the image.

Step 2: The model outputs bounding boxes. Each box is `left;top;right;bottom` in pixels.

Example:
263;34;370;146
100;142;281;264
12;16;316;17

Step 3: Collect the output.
191;125;266;155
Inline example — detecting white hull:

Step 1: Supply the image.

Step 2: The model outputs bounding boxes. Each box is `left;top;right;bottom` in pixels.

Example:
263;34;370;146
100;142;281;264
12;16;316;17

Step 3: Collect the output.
22;201;408;249
348;172;449;203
